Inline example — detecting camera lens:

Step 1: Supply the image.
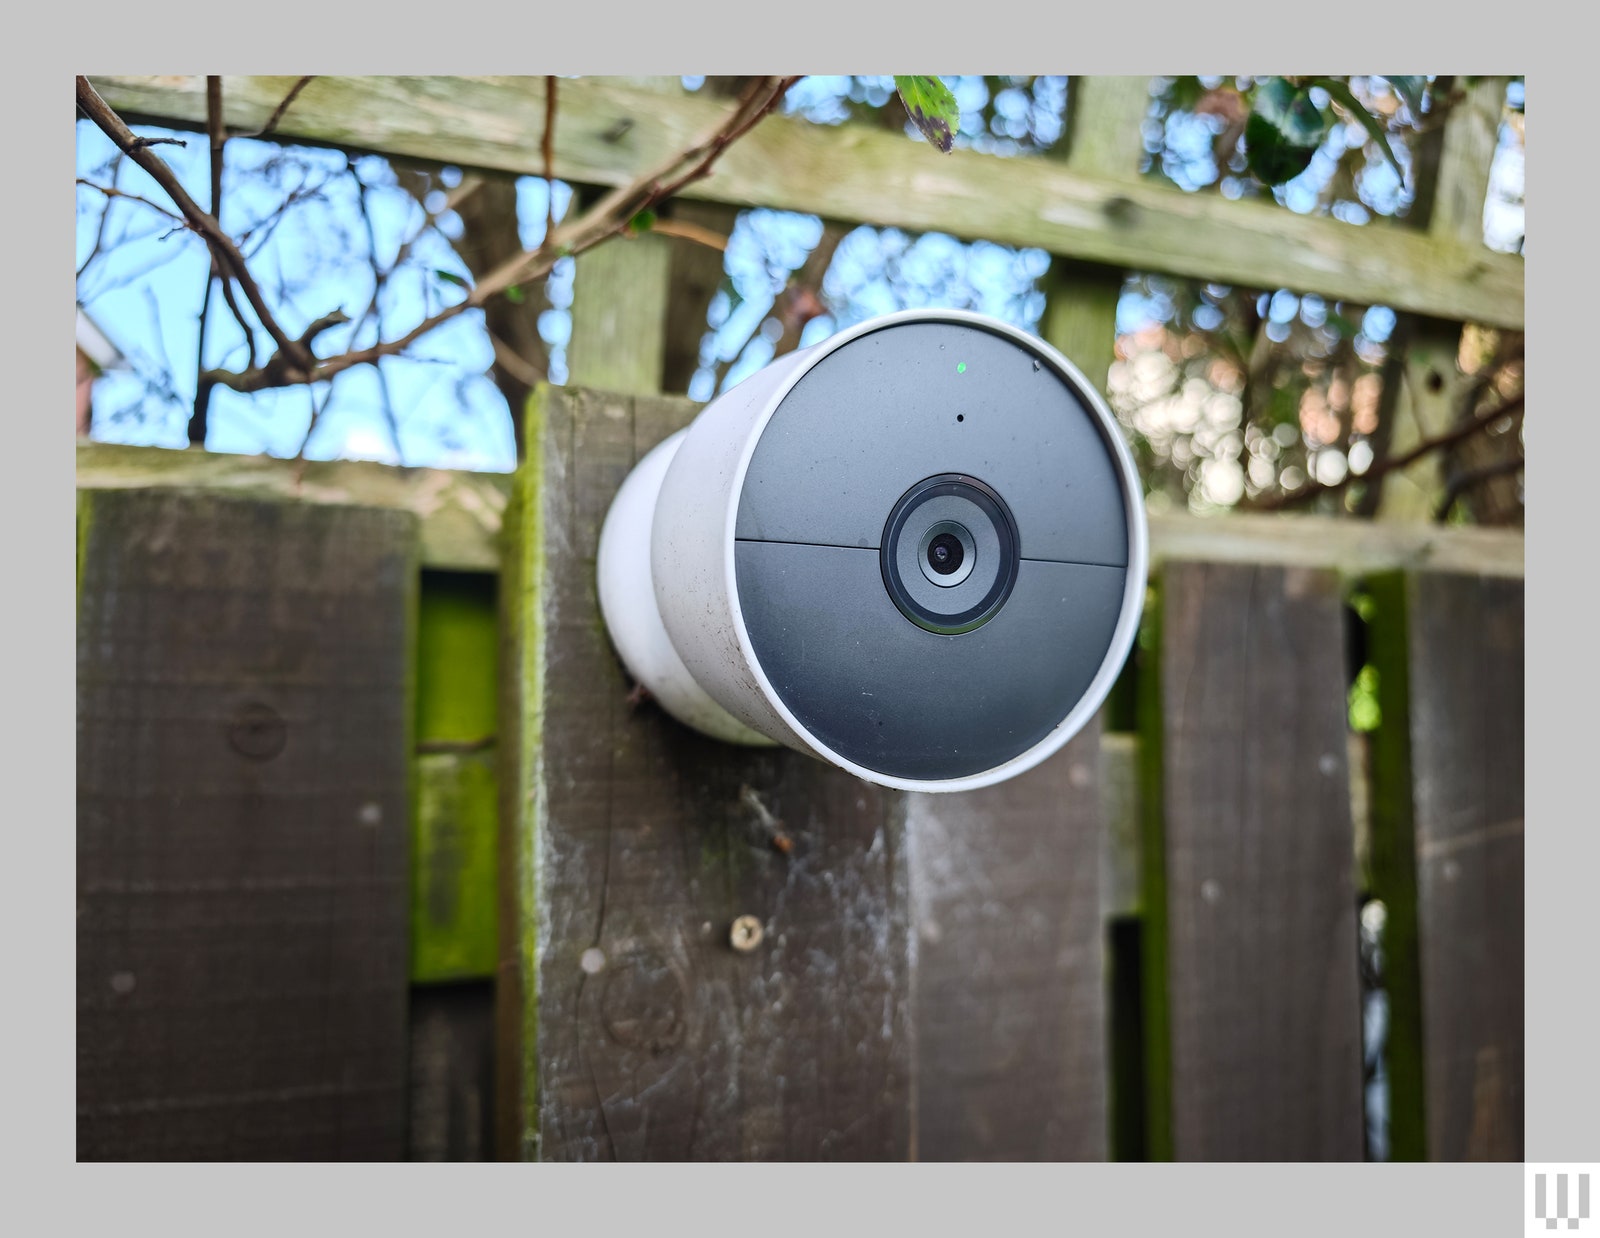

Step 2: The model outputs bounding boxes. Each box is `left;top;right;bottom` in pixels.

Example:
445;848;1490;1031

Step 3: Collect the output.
882;476;1018;634
926;532;964;576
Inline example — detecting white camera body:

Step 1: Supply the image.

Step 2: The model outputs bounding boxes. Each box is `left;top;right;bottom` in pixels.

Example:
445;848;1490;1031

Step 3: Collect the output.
597;308;1147;793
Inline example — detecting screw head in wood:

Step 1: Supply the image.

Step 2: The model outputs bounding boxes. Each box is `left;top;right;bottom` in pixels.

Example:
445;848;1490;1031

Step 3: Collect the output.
729;915;764;953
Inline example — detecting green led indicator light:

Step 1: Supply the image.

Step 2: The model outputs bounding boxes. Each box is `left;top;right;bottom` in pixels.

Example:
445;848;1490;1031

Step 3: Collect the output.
956;362;967;373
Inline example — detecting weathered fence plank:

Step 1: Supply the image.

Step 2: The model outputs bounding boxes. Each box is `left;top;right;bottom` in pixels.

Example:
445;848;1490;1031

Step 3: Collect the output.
1143;561;1364;1160
88;75;1523;328
76;489;416;1159
1370;571;1524;1161
908;724;1108;1160
504;388;914;1160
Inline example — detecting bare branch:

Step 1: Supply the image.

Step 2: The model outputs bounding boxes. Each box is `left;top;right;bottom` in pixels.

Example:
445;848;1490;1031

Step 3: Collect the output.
130;135;186;150
207;310;350;393
77;75;312;374
179;76;797;402
240;75;315;141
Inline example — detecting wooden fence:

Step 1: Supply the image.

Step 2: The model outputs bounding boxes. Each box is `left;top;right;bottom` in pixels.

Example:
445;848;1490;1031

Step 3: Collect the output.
76;75;1524;1161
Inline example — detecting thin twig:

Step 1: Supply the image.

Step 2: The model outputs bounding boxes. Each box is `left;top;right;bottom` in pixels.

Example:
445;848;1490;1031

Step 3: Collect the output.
294;371;337;464
130;135;186;149
218;279;258;369
241;76;315;140
75;178;184;227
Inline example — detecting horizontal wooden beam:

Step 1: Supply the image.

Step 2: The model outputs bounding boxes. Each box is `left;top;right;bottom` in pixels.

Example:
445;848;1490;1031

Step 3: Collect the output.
1146;508;1523;579
88;75;1523;329
75;441;510;572
77;435;1524;579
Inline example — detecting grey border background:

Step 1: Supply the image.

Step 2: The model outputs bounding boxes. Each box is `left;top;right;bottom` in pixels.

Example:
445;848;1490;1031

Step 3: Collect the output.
29;1;1574;1231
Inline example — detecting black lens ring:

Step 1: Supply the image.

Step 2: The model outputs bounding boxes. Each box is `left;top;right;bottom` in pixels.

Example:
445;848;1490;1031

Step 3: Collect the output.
880;474;1020;635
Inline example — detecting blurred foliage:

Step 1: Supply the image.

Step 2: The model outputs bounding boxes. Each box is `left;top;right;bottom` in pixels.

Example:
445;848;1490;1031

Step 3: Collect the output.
1106;276;1395;515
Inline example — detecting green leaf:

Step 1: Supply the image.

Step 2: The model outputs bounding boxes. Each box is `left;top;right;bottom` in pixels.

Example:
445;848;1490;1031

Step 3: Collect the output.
1245;77;1331;185
1312;77;1403;182
894;75;959;154
433;269;468;288
505;284;525;305
1383;75;1428;119
628;208;658;234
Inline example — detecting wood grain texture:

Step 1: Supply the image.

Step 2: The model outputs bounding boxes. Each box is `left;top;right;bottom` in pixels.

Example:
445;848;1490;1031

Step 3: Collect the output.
908;723;1108;1161
506;388;913;1160
1146;561;1364;1160
76;490;416;1160
90;75;1523;328
1374;572;1524;1161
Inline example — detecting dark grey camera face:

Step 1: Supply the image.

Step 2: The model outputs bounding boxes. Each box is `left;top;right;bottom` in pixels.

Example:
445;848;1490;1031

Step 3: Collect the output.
881;474;1019;634
732;317;1132;782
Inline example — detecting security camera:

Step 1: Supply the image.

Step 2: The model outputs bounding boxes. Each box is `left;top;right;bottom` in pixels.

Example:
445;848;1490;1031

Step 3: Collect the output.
596;308;1147;793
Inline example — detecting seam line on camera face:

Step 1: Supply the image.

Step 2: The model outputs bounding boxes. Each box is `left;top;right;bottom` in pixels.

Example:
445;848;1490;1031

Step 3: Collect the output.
733;537;1126;570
